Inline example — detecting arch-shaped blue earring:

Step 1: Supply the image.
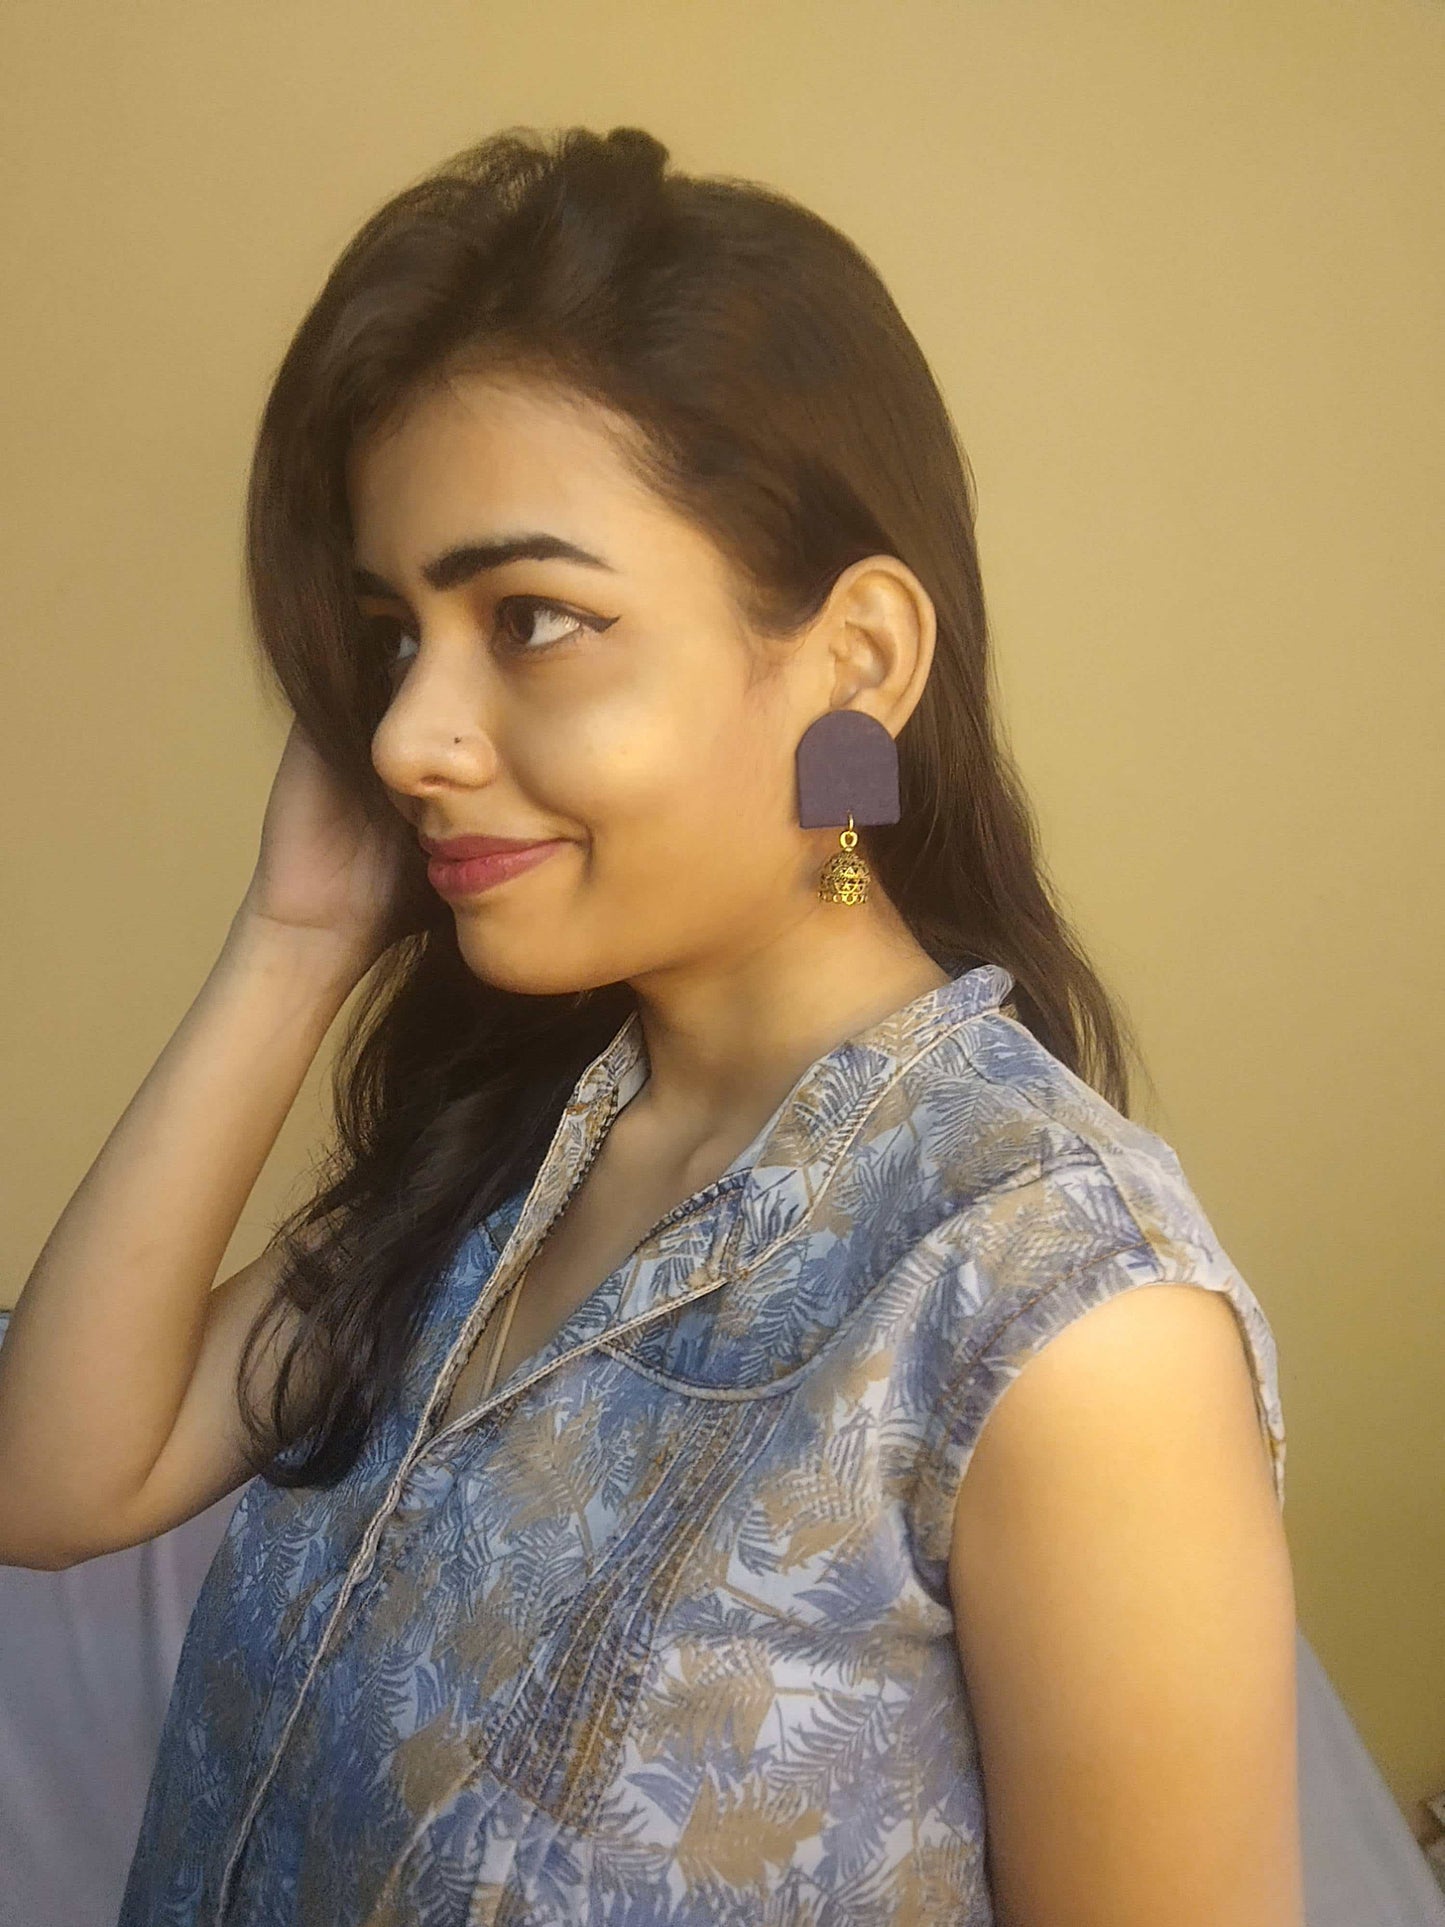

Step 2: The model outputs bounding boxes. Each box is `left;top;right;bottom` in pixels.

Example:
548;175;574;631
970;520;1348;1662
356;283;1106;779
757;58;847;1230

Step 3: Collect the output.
795;710;901;906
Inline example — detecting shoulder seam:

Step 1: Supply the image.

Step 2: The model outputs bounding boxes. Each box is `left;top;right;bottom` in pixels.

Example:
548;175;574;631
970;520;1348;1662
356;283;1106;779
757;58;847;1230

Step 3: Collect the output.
953;1021;1172;1275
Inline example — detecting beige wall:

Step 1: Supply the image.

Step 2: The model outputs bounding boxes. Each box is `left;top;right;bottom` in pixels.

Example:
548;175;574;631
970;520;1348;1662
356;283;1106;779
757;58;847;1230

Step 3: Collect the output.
2;0;1441;1838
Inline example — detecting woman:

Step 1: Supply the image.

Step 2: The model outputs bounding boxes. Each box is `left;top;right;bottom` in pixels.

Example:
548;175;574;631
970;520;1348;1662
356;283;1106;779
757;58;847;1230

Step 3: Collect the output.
0;125;1300;1924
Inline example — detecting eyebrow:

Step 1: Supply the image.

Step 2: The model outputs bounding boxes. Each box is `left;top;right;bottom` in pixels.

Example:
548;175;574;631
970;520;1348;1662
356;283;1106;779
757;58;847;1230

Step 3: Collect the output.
351;531;617;599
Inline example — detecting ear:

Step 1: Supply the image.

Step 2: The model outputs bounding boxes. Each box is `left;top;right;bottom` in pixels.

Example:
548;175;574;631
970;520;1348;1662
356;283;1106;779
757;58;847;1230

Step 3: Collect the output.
821;554;937;730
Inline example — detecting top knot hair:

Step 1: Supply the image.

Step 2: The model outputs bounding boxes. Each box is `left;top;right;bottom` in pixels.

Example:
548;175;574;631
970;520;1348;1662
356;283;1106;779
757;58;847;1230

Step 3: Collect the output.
566;124;672;189
526;125;677;296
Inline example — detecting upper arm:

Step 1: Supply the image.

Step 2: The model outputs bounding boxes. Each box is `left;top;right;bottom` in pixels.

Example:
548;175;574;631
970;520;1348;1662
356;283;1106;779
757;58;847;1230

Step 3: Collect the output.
947;1281;1302;1927
76;1233;315;1562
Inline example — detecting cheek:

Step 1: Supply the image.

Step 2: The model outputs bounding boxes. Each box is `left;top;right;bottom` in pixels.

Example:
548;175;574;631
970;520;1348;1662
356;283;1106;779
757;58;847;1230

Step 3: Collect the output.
544;679;787;838
543;670;735;797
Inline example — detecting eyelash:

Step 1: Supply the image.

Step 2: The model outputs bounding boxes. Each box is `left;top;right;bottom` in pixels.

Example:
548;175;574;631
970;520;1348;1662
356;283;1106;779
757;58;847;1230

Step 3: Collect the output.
366;596;607;674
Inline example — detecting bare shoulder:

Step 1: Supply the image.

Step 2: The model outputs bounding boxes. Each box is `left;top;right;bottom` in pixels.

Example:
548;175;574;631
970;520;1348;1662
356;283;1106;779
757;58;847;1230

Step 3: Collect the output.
947;1282;1302;1927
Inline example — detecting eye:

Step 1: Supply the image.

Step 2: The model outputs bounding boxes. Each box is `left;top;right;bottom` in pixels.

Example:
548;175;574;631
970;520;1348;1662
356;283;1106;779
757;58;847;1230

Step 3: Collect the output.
365;620;418;678
361;596;613;680
497;593;612;655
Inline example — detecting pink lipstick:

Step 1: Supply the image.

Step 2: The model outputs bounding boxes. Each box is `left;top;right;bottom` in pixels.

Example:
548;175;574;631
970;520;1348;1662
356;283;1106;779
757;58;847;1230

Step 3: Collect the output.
425;840;566;899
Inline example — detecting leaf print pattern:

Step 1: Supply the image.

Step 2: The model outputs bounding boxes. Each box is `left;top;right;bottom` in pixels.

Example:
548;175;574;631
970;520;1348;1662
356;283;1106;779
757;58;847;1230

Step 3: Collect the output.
676;1775;824;1896
116;961;1286;1927
631;1636;777;1766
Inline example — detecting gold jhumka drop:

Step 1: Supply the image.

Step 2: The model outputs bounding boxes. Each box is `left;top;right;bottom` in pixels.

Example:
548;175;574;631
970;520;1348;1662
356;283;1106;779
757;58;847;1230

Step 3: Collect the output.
817;812;872;906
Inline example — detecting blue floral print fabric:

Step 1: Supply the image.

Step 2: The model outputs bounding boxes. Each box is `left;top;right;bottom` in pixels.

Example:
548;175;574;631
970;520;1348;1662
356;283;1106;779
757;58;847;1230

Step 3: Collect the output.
117;961;1287;1926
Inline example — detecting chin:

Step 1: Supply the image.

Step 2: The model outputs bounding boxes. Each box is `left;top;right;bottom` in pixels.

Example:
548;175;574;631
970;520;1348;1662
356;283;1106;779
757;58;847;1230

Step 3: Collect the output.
453;933;600;1002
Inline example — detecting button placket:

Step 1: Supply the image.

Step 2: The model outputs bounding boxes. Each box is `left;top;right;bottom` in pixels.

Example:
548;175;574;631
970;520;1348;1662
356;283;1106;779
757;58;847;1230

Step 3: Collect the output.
386;1450;460;1534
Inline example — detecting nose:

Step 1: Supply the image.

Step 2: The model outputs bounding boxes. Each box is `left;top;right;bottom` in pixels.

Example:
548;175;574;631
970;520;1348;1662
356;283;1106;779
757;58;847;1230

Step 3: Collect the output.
369;650;505;802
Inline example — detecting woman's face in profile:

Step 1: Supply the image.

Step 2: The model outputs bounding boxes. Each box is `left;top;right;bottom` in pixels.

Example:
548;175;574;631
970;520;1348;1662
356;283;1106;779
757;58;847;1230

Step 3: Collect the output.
347;371;825;998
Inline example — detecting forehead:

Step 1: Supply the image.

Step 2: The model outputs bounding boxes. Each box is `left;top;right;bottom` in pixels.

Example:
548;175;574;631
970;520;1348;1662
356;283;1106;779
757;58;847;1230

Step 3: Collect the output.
346;375;658;565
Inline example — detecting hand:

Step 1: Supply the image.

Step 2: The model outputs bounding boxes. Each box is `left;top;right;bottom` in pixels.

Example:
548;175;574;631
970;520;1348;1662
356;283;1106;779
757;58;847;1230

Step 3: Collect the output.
234;720;429;978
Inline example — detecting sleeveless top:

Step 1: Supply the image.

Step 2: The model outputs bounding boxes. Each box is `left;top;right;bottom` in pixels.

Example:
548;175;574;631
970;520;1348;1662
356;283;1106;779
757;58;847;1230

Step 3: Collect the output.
117;961;1287;1927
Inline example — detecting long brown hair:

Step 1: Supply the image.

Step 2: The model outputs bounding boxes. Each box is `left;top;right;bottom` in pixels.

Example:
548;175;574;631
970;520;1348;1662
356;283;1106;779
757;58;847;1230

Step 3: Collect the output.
237;123;1150;1488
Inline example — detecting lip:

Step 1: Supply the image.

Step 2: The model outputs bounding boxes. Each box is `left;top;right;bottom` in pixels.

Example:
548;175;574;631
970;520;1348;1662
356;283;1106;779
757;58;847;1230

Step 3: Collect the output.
426;840;566;900
419;831;558;860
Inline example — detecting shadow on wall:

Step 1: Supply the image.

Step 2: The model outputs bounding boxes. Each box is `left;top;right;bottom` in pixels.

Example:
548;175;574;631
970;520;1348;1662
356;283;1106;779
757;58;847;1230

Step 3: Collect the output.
0;1315;1441;1927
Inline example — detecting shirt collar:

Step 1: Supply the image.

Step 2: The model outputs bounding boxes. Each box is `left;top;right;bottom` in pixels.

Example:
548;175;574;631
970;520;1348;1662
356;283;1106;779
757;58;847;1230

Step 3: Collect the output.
440;960;1015;1441
571;958;1016;1280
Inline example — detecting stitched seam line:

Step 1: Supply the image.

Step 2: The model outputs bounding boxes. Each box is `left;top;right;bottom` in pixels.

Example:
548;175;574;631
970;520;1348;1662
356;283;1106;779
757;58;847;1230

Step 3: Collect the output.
570;1399;788;1835
482;1400;733;1773
924;1241;1160;1447
953;1020;1169;1268
212;1449;419;1924
932;1262;1285;1507
732;1004;1009;1279
593;1247;928;1404
424;1003;1009;1449
534;1403;743;1823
